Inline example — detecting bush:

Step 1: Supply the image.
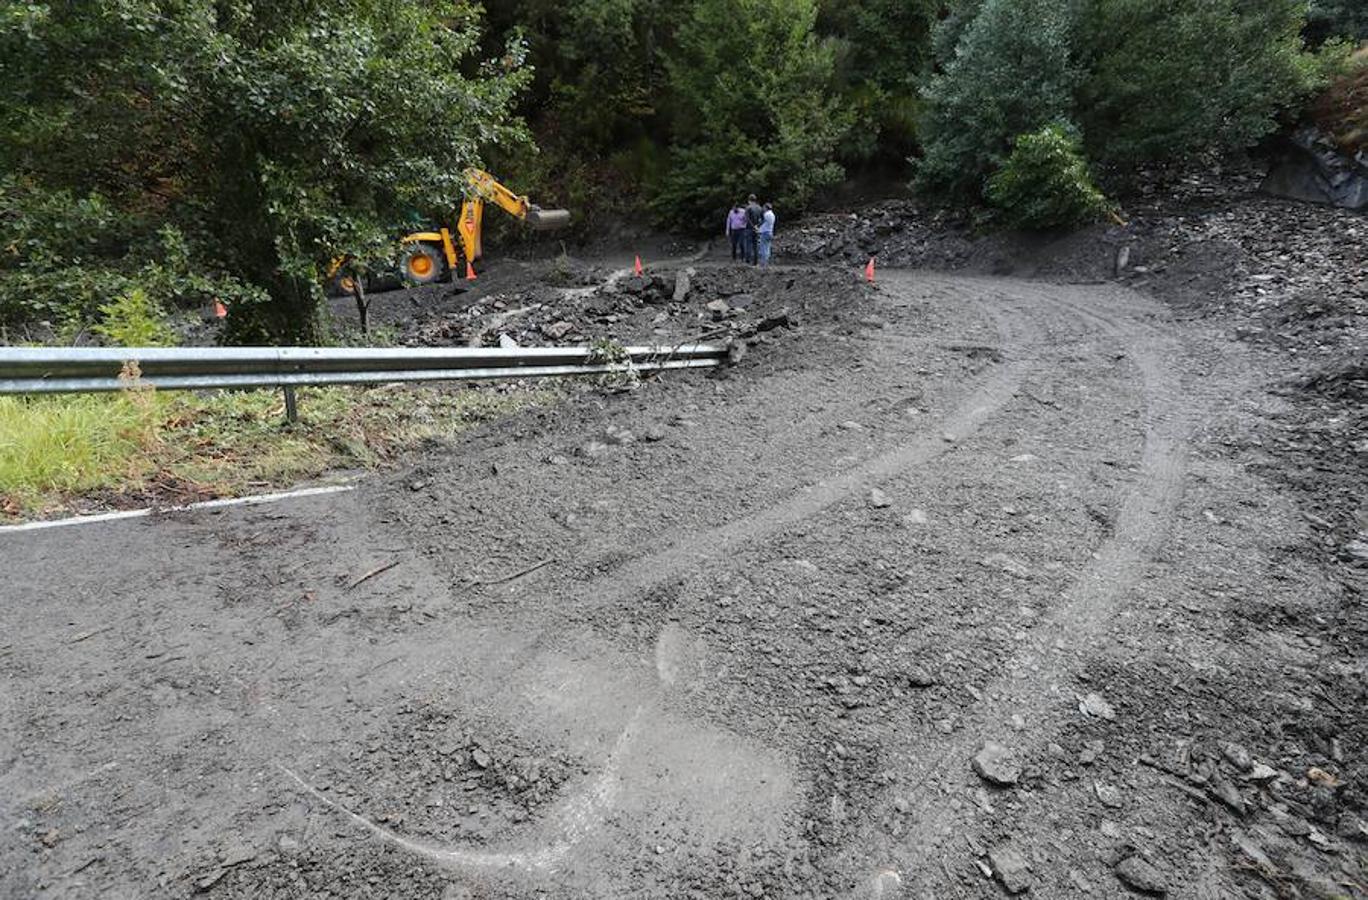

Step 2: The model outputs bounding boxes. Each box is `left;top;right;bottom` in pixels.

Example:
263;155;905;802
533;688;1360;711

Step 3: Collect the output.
915;0;1078;202
986;124;1109;229
92;289;176;348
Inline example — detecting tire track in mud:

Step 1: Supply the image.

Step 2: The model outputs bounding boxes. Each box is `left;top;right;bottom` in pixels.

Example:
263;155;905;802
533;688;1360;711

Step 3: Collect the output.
858;281;1197;891
278;706;644;874
524;272;1044;613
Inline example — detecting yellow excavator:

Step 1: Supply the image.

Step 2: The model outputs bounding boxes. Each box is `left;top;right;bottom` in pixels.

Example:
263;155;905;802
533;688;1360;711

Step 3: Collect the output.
330;168;571;293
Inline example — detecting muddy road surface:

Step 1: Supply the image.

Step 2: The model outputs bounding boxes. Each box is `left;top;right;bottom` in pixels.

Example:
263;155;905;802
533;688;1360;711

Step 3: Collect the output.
3;268;1364;898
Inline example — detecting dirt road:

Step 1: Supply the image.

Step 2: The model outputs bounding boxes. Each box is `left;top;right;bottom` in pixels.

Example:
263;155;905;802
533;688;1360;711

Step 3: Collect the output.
3;269;1364;898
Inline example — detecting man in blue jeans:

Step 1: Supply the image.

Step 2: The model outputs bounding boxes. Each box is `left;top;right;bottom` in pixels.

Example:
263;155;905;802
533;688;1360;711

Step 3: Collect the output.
743;194;763;265
758;203;776;267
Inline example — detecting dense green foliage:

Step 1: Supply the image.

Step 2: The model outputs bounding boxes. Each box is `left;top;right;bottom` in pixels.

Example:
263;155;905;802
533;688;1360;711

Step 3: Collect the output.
1;0;529;341
655;0;853;226
986;124;1109;229
917;0;1325;212
0;0;1351;337
1307;0;1368;42
1075;0;1318;169
917;0;1078;201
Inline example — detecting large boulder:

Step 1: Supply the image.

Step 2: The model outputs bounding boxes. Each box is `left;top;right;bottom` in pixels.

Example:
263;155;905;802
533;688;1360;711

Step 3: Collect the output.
1261;125;1368;210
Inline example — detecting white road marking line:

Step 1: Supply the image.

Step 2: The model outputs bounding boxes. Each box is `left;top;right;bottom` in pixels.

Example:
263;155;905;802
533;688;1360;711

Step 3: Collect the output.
0;483;358;534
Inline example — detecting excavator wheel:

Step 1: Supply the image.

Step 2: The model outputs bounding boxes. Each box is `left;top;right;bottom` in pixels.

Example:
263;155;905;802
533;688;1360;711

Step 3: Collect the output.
328;270;360;298
400;242;447;286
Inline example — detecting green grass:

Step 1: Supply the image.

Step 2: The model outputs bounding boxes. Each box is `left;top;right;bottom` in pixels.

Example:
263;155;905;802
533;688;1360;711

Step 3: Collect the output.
0;383;550;521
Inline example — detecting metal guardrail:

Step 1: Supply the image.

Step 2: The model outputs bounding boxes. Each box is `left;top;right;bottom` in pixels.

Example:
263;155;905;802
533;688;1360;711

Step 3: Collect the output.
0;344;727;394
0;343;727;422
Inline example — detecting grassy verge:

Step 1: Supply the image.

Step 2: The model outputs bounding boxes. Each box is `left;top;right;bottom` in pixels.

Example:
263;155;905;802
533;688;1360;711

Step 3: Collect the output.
0;383;551;522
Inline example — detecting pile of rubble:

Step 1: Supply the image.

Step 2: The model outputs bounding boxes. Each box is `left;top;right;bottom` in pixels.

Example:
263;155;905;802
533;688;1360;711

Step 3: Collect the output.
400;263;872;352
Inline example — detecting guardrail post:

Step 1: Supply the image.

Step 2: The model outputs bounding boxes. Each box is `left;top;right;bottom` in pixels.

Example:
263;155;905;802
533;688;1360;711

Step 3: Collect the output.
282;385;299;424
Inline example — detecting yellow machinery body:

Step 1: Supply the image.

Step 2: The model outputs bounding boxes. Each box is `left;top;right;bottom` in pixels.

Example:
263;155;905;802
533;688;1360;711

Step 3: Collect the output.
328;169;568;292
398;168;566;284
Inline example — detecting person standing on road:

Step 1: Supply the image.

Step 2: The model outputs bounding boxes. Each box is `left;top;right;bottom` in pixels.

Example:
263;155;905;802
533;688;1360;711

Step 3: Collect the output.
725;204;748;262
744;194;764;265
758;203;776;267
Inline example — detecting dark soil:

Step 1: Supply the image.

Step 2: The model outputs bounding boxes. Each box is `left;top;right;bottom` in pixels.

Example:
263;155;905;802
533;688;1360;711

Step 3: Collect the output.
3;172;1366;899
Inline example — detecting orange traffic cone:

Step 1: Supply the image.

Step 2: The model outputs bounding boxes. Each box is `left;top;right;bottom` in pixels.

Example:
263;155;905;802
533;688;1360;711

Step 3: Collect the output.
864;257;876;284
465;260;477;281
213;300;228;318
634;255;644;276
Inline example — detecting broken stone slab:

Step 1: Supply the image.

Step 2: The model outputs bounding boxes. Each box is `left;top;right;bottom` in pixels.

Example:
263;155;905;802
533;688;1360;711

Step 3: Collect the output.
906;666;936;688
981;552;1031;579
604;425;636;446
1114;855;1167;895
1221;742;1253;772
673;267;693;303
987;846;1032;894
1078;692;1117;721
1209;779;1247;815
540;320;574;340
706;298;731;318
1094;780;1124;809
972;743;1022;786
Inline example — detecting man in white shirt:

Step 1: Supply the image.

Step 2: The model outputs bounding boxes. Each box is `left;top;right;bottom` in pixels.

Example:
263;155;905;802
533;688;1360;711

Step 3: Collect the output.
758;203;776;267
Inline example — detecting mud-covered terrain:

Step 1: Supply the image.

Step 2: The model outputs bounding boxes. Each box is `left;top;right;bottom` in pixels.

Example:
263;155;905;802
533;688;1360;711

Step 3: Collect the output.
2;180;1366;898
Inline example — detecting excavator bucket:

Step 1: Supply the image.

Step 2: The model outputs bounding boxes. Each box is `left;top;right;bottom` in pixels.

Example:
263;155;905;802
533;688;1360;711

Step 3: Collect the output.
527;207;572;231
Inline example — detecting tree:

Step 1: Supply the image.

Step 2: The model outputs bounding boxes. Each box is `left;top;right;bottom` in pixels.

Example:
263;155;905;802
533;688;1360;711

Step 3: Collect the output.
915;0;1078;202
1075;0;1319;171
0;0;530;342
1306;0;1368;43
817;0;944;159
655;0;854;227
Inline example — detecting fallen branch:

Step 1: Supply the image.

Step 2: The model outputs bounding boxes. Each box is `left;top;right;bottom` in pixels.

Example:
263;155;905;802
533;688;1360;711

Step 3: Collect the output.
347;559;400;591
69;625;114;644
473;557;554;586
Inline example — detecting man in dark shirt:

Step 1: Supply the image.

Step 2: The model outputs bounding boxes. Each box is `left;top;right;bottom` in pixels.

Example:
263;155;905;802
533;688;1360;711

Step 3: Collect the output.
744;194;764;265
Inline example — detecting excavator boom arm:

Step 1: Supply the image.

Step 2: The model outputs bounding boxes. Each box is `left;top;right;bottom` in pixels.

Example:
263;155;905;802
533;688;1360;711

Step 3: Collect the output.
464;168;531;219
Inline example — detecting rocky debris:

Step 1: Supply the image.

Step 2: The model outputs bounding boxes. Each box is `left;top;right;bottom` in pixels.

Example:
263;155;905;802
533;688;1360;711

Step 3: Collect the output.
1209;778;1247;815
1078;692;1117;721
980;552;1031;579
973;743;1022;786
868;488;892;509
1222;742;1253;772
778;200;976;269
906;666;937;688
1261;124;1368;209
540;320;574;340
902;509;928;526
854;869;903;900
987;846;1032;894
1114;854;1167;895
604;424;636;446
1094;780;1124;809
393;262;866;357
